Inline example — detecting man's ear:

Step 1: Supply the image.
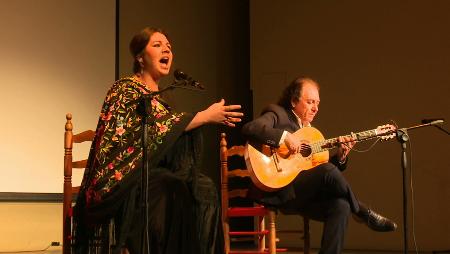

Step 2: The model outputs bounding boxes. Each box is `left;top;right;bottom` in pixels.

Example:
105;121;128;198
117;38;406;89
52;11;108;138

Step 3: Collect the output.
291;100;296;108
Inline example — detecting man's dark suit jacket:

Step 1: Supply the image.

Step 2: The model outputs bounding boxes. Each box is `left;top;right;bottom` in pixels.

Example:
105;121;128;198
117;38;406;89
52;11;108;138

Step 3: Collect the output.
241;104;346;206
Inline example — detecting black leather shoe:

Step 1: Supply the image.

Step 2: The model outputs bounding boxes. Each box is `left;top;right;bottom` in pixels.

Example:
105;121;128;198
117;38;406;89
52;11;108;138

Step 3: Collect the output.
355;208;397;232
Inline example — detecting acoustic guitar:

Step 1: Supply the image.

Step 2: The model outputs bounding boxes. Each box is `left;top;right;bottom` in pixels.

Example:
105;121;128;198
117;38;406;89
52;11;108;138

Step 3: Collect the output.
244;125;396;192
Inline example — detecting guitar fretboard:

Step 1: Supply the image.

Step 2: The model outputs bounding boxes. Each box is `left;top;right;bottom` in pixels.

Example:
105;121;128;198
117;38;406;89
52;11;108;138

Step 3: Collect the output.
310;128;379;154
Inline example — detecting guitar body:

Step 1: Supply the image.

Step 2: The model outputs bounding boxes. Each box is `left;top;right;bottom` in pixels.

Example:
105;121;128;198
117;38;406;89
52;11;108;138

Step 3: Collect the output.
245;126;329;192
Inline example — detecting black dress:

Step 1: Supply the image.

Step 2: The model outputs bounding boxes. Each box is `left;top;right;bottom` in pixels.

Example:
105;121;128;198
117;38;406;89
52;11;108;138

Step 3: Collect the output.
73;77;222;254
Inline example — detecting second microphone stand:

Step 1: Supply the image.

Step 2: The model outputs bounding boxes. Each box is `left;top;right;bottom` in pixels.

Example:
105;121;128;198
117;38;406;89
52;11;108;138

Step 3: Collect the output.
396;128;409;254
394;120;447;254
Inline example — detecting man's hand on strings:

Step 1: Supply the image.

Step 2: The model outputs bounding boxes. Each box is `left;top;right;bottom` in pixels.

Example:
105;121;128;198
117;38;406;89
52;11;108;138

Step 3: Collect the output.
337;136;356;162
284;132;302;154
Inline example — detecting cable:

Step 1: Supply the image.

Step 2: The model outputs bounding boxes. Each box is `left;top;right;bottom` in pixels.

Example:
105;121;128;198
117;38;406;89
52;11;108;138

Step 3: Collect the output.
344;137;382;153
408;138;419;254
0;242;60;253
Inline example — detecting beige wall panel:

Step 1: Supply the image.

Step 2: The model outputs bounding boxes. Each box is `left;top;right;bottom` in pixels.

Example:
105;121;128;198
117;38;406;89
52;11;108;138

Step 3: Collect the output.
0;1;115;193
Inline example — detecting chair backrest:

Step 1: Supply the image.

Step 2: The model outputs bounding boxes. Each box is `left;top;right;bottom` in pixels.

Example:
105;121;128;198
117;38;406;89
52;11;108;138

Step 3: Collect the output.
220;132;277;254
220;132;248;212
63;113;95;254
220;132;311;254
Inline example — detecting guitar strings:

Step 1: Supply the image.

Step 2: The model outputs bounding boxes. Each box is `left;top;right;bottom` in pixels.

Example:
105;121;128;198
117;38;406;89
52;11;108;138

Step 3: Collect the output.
336;122;397;153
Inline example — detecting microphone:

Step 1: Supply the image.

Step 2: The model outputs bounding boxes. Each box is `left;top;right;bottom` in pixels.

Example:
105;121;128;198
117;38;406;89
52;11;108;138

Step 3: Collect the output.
421;118;444;125
174;69;205;90
174;69;188;80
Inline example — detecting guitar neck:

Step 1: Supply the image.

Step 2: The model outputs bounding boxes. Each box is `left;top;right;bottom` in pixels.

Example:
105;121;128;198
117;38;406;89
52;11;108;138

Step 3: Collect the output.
310;128;379;154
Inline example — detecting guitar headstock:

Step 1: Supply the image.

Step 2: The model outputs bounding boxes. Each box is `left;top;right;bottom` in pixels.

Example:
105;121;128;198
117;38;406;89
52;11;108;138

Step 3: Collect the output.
376;124;396;141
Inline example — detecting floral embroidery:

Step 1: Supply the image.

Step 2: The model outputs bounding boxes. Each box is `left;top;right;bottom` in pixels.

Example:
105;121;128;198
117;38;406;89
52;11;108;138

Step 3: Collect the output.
157;122;168;133
101;111;112;121
151;98;159;106
114;171;123;181
126;146;135;154
115;126;125;136
140;93;185;153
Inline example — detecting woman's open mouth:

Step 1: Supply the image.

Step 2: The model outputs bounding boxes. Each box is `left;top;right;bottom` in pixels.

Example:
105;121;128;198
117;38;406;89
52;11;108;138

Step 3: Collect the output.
159;57;170;67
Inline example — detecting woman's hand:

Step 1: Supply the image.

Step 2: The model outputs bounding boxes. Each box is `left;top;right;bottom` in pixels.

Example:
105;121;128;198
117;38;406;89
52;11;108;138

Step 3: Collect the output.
203;99;243;127
186;99;243;131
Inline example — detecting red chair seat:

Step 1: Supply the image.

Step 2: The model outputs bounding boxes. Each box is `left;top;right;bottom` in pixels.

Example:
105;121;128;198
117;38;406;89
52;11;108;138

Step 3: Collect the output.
229;230;269;236
227;206;268;217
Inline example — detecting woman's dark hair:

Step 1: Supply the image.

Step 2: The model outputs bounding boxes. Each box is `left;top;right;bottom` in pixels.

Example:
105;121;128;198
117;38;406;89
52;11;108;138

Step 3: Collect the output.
277;77;319;109
129;27;171;74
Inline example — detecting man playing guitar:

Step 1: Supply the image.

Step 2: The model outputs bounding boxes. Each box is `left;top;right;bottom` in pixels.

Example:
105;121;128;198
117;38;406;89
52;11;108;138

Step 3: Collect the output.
242;76;397;254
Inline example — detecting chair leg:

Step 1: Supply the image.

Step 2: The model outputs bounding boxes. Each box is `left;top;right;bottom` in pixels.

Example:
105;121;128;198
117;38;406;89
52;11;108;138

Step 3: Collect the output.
256;216;265;252
268;211;276;254
224;221;230;254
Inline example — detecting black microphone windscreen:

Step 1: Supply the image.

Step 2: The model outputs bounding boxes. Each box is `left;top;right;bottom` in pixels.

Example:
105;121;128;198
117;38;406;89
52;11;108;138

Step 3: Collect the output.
421;118;444;124
174;69;187;80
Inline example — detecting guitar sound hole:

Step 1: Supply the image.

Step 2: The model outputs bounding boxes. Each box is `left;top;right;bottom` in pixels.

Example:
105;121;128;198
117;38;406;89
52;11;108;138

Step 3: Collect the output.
300;144;312;157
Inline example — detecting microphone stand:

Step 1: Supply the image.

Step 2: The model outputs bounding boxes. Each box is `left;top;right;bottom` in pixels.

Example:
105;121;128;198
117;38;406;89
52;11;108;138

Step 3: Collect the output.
137;73;205;254
394;120;446;254
396;128;409;254
137;96;150;254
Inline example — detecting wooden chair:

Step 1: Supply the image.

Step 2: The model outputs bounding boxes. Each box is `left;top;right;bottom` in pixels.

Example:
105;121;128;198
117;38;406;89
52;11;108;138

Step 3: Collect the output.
220;133;310;254
63;113;95;254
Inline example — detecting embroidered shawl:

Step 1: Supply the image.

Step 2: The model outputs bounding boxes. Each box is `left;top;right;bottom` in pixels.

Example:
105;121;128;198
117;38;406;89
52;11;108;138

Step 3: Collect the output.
78;77;193;212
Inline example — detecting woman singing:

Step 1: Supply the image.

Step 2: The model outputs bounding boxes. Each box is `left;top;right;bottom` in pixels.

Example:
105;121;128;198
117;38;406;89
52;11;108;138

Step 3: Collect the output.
73;27;243;254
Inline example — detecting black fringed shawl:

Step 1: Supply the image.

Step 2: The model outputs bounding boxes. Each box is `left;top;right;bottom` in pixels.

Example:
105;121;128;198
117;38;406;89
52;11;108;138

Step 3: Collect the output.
73;77;222;254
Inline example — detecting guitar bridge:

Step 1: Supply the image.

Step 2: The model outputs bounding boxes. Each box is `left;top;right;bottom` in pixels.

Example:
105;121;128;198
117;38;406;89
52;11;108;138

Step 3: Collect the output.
271;148;283;172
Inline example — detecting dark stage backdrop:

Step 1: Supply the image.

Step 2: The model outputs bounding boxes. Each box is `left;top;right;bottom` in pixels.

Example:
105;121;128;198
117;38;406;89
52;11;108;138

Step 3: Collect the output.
250;0;450;251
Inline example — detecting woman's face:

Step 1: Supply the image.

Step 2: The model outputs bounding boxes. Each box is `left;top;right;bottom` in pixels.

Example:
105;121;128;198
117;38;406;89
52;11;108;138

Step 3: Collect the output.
141;32;173;81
